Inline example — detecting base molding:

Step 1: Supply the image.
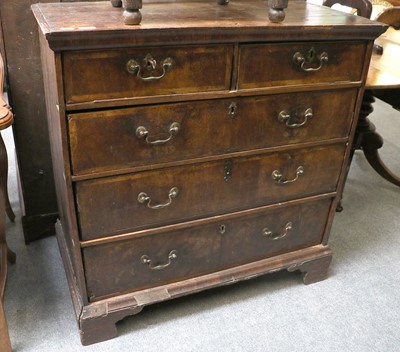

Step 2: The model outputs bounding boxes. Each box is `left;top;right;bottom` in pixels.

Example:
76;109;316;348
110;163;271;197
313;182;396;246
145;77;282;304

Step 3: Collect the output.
80;245;332;345
57;216;333;346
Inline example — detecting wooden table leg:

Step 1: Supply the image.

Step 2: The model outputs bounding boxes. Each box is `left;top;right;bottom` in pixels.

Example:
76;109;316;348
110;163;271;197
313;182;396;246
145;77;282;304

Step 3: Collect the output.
0;51;14;352
0;301;12;352
357;90;400;186
0;296;12;352
0;187;13;352
337;89;400;212
0;135;14;222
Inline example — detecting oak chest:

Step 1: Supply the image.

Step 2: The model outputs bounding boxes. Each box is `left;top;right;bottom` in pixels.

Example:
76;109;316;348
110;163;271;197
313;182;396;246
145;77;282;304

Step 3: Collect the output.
32;0;386;345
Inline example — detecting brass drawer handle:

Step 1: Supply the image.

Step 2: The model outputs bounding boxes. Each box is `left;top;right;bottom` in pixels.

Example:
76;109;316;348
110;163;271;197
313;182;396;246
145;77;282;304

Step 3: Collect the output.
126;53;173;81
278;108;313;128
136;122;180;145
262;222;293;240
137;187;179;210
293;48;328;72
141;250;178;270
272;166;304;184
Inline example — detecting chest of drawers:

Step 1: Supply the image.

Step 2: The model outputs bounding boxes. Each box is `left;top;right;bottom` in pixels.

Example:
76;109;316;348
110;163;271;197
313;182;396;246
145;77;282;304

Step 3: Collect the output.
33;0;386;345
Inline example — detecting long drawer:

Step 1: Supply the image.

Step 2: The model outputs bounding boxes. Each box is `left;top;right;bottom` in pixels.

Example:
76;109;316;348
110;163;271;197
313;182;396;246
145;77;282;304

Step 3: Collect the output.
69;89;356;175
63;45;234;104
83;198;332;300
75;144;345;240
238;41;366;89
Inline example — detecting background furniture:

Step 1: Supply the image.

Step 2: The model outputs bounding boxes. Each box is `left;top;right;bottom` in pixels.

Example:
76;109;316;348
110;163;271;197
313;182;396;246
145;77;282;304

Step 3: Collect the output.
0;0;59;243
0;0;109;244
357;8;400;186
323;0;372;17
0;52;15;352
323;0;400;210
33;0;385;345
374;6;400;26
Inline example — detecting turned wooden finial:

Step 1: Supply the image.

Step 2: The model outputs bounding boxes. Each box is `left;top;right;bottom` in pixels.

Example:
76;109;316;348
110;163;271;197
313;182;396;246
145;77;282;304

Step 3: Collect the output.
110;0;122;7
111;0;142;25
268;0;289;23
112;0;232;25
122;0;143;25
111;0;289;26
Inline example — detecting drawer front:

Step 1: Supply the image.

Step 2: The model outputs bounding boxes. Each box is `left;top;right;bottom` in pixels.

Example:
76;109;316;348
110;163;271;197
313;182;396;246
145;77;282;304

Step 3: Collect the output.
69;89;356;175
76;144;345;240
63;45;234;104
83;198;332;300
238;42;366;89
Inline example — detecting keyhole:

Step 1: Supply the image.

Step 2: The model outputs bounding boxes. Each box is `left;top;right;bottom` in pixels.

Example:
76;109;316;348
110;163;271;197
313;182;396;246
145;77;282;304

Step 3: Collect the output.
228;102;237;119
219;224;226;234
144;54;157;70
307;47;316;61
224;160;233;181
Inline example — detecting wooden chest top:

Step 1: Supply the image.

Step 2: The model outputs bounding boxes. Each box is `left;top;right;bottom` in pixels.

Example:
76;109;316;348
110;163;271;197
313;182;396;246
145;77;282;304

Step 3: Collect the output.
32;0;386;50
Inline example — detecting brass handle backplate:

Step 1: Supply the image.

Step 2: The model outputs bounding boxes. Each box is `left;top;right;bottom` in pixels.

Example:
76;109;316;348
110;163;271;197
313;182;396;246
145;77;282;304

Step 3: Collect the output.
272;166;304;184
278;108;313;128
136;122;180;145
262;222;293;240
293;48;328;72
141;250;178;270
137;187;179;209
127;53;173;81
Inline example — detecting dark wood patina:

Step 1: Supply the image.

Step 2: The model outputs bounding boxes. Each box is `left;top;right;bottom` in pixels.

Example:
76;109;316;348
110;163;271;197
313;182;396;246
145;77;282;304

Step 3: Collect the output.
32;0;386;345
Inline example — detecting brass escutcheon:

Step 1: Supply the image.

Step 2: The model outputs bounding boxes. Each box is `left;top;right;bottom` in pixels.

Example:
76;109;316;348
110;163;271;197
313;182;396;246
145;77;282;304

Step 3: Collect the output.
219;224;227;234
224;160;233;181
228;102;238;119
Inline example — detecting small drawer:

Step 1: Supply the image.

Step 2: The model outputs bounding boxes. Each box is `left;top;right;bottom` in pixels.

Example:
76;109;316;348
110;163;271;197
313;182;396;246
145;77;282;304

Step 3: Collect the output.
238;42;366;89
68;89;356;175
63;45;234;104
76;144;345;240
83;198;332;300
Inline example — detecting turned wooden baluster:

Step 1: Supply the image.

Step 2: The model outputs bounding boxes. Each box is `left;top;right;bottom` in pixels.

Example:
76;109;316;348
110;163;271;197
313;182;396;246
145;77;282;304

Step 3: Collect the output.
109;0;294;26
111;0;142;25
268;0;289;23
111;0;230;26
